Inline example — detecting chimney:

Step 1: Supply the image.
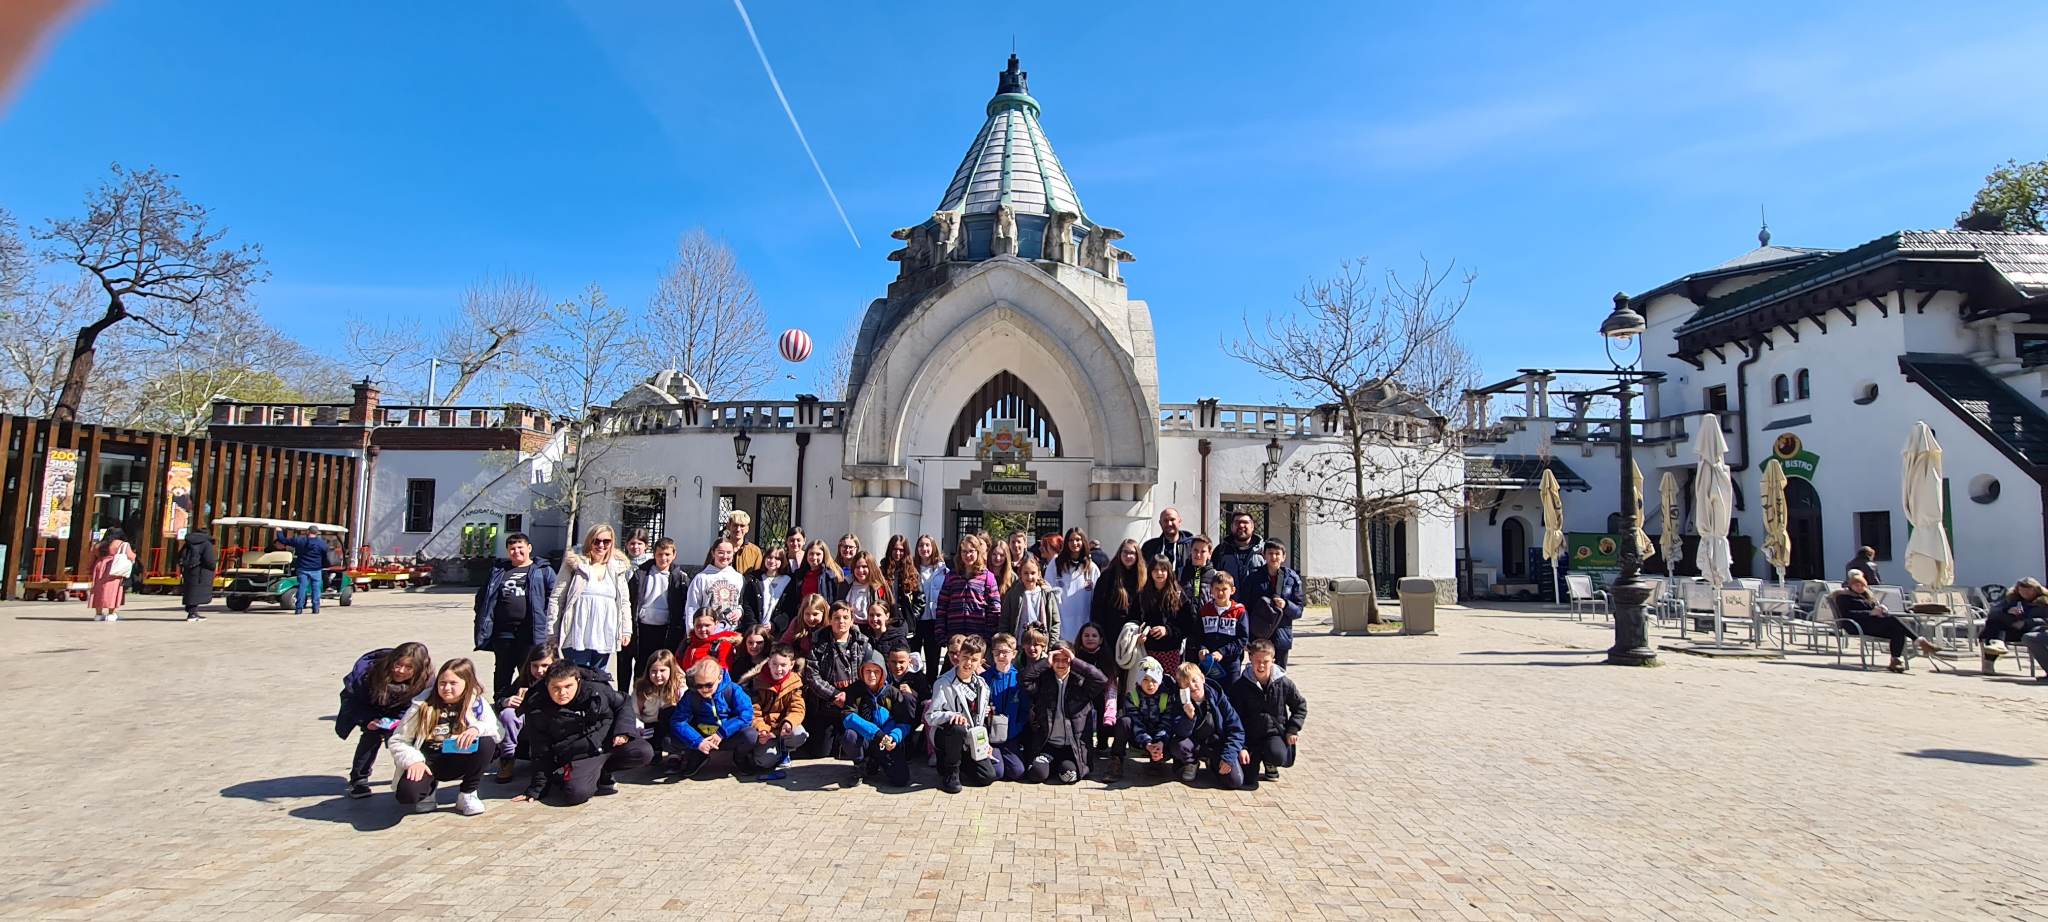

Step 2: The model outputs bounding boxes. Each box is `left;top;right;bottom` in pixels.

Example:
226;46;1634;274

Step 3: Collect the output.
350;378;382;425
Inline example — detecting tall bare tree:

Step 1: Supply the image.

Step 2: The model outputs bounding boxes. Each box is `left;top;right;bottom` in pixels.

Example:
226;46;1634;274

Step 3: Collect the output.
0;208;29;302
437;274;546;404
643;229;770;399
1227;257;1478;619
0;277;104;418
340;275;544;405
36;164;265;422
525;283;643;535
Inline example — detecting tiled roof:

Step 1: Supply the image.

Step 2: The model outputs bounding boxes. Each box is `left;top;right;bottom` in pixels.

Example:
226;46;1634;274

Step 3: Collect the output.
935;57;1084;219
1898;353;2048;469
1466;455;1592;491
1678;230;2048;335
1708;244;1836;271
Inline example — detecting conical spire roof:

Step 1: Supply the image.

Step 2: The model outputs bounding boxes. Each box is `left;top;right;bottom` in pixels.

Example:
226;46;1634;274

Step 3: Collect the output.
935;55;1085;219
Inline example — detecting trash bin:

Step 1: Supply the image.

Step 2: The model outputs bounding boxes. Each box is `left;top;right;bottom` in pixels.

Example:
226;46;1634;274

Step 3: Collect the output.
1398;577;1438;635
1330;578;1373;634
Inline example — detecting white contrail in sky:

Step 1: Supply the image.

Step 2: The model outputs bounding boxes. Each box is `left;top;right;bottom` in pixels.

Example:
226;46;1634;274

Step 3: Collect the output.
731;0;860;248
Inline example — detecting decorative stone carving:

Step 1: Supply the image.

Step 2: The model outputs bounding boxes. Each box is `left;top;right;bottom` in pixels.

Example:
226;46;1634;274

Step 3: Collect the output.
1082;225;1134;280
1042;210;1080;264
887;210;963;276
993;204;1019;256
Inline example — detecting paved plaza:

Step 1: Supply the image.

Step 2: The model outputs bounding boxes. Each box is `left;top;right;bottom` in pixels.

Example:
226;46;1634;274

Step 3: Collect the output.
1;589;2045;921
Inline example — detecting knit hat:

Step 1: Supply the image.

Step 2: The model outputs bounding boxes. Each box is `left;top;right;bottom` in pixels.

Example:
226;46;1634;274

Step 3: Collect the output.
1140;656;1163;685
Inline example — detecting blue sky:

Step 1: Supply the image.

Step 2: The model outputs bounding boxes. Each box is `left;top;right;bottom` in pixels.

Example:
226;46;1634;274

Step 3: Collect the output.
3;1;2044;404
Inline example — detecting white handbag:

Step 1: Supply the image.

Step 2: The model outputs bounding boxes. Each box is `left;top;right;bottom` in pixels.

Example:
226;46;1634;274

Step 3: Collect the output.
108;552;134;578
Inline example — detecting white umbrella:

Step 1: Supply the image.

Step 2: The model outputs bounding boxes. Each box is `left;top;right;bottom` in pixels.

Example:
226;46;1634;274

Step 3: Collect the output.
1692;413;1733;587
1659;471;1681;577
1631;460;1654;561
1903;421;1954;589
1540;468;1566;604
1761;459;1791;584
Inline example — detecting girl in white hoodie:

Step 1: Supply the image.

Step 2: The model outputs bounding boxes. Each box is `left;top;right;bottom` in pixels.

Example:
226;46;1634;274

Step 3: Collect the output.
388;658;503;816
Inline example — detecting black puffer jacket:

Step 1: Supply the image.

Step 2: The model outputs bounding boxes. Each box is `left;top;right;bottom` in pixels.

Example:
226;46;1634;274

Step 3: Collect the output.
1228;667;1307;740
518;668;634;766
805;631;879;700
1020;658;1109;772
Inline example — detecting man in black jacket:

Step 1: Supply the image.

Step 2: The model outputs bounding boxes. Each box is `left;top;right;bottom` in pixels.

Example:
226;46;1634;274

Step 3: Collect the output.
1212;511;1265;591
1140;507;1194;575
1022;643;1110;784
1227;639;1307;788
513;662;652;805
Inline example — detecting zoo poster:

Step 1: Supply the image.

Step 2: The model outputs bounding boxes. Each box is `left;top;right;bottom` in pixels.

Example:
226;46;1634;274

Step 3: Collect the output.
162;461;193;539
39;449;78;539
1565;532;1621;569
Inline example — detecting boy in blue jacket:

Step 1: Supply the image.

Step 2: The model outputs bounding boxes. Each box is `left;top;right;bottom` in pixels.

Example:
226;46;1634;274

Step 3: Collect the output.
1106;656;1185;783
1171;661;1245;789
981;633;1027;780
669;659;759;779
840;660;917;787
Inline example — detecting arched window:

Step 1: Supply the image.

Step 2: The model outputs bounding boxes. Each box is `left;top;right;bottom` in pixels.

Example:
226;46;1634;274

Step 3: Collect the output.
945;371;1064;457
1795;369;1810;400
1771;374;1790;404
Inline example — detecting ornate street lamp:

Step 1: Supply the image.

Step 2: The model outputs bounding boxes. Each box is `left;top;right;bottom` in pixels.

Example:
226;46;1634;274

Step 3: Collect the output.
733;429;756;482
1601;292;1657;666
1261;436;1283;489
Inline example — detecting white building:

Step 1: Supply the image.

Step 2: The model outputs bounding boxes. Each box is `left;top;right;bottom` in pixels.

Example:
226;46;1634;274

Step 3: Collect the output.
216;57;1462;594
1462;226;2048;596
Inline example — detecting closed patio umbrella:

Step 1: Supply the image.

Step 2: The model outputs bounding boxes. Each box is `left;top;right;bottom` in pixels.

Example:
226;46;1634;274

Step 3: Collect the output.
1631;460;1654;561
1541;468;1566;604
1659;471;1680;579
1693;413;1733;587
1761;458;1791;584
1903;421;1954;590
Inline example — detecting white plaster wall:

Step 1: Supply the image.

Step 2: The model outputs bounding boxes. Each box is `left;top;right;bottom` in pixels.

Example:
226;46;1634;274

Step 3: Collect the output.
367;446;563;560
576;430;849;553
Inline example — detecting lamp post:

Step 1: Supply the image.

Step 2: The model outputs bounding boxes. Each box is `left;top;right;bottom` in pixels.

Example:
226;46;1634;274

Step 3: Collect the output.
1600;292;1658;667
1261;436;1283;489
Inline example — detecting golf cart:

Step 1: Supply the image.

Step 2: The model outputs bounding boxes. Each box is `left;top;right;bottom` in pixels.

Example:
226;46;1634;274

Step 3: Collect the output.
214;516;355;611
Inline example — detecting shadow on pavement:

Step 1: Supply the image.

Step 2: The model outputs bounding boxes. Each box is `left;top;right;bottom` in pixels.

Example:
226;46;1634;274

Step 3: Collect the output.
1902;749;2038;767
220;774;348;803
287;796;404;831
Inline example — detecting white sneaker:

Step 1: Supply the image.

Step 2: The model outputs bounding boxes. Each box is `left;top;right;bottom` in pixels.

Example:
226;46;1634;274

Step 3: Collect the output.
1984;640;2009;657
92;613;104;622
104;613;118;622
411;799;435;814
455;792;485;816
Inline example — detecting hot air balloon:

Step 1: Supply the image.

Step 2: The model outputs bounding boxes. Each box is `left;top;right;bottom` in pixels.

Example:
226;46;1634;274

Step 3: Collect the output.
779;328;813;363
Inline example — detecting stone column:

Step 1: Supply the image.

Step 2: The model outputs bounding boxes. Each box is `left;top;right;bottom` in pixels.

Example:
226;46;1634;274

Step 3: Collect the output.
1086;476;1153;550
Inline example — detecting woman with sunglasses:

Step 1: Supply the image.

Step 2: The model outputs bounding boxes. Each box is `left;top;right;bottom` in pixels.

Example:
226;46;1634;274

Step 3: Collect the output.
550;524;635;680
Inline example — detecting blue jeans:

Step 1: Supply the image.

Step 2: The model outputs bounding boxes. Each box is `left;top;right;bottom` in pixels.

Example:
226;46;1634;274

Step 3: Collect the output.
562;648;612;682
295;568;323;613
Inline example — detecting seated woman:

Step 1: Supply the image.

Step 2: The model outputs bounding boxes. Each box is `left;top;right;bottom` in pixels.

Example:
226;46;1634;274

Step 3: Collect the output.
1832;570;1942;673
493;645;557;782
337;643;433;799
387;658;501;816
513;662;653;806
1983;577;2048;673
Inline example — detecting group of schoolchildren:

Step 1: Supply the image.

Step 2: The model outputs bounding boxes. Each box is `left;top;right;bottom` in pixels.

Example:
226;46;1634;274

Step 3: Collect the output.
335;508;1309;813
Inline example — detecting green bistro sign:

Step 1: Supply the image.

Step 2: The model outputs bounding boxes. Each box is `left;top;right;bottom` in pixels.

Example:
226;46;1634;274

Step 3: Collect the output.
1769;433;1820;481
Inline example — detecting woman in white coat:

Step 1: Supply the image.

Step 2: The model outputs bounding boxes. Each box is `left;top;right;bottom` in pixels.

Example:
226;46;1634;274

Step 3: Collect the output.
550;524;634;679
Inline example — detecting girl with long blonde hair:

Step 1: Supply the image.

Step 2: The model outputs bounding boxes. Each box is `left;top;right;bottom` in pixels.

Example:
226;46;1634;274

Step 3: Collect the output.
387;658;501;816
